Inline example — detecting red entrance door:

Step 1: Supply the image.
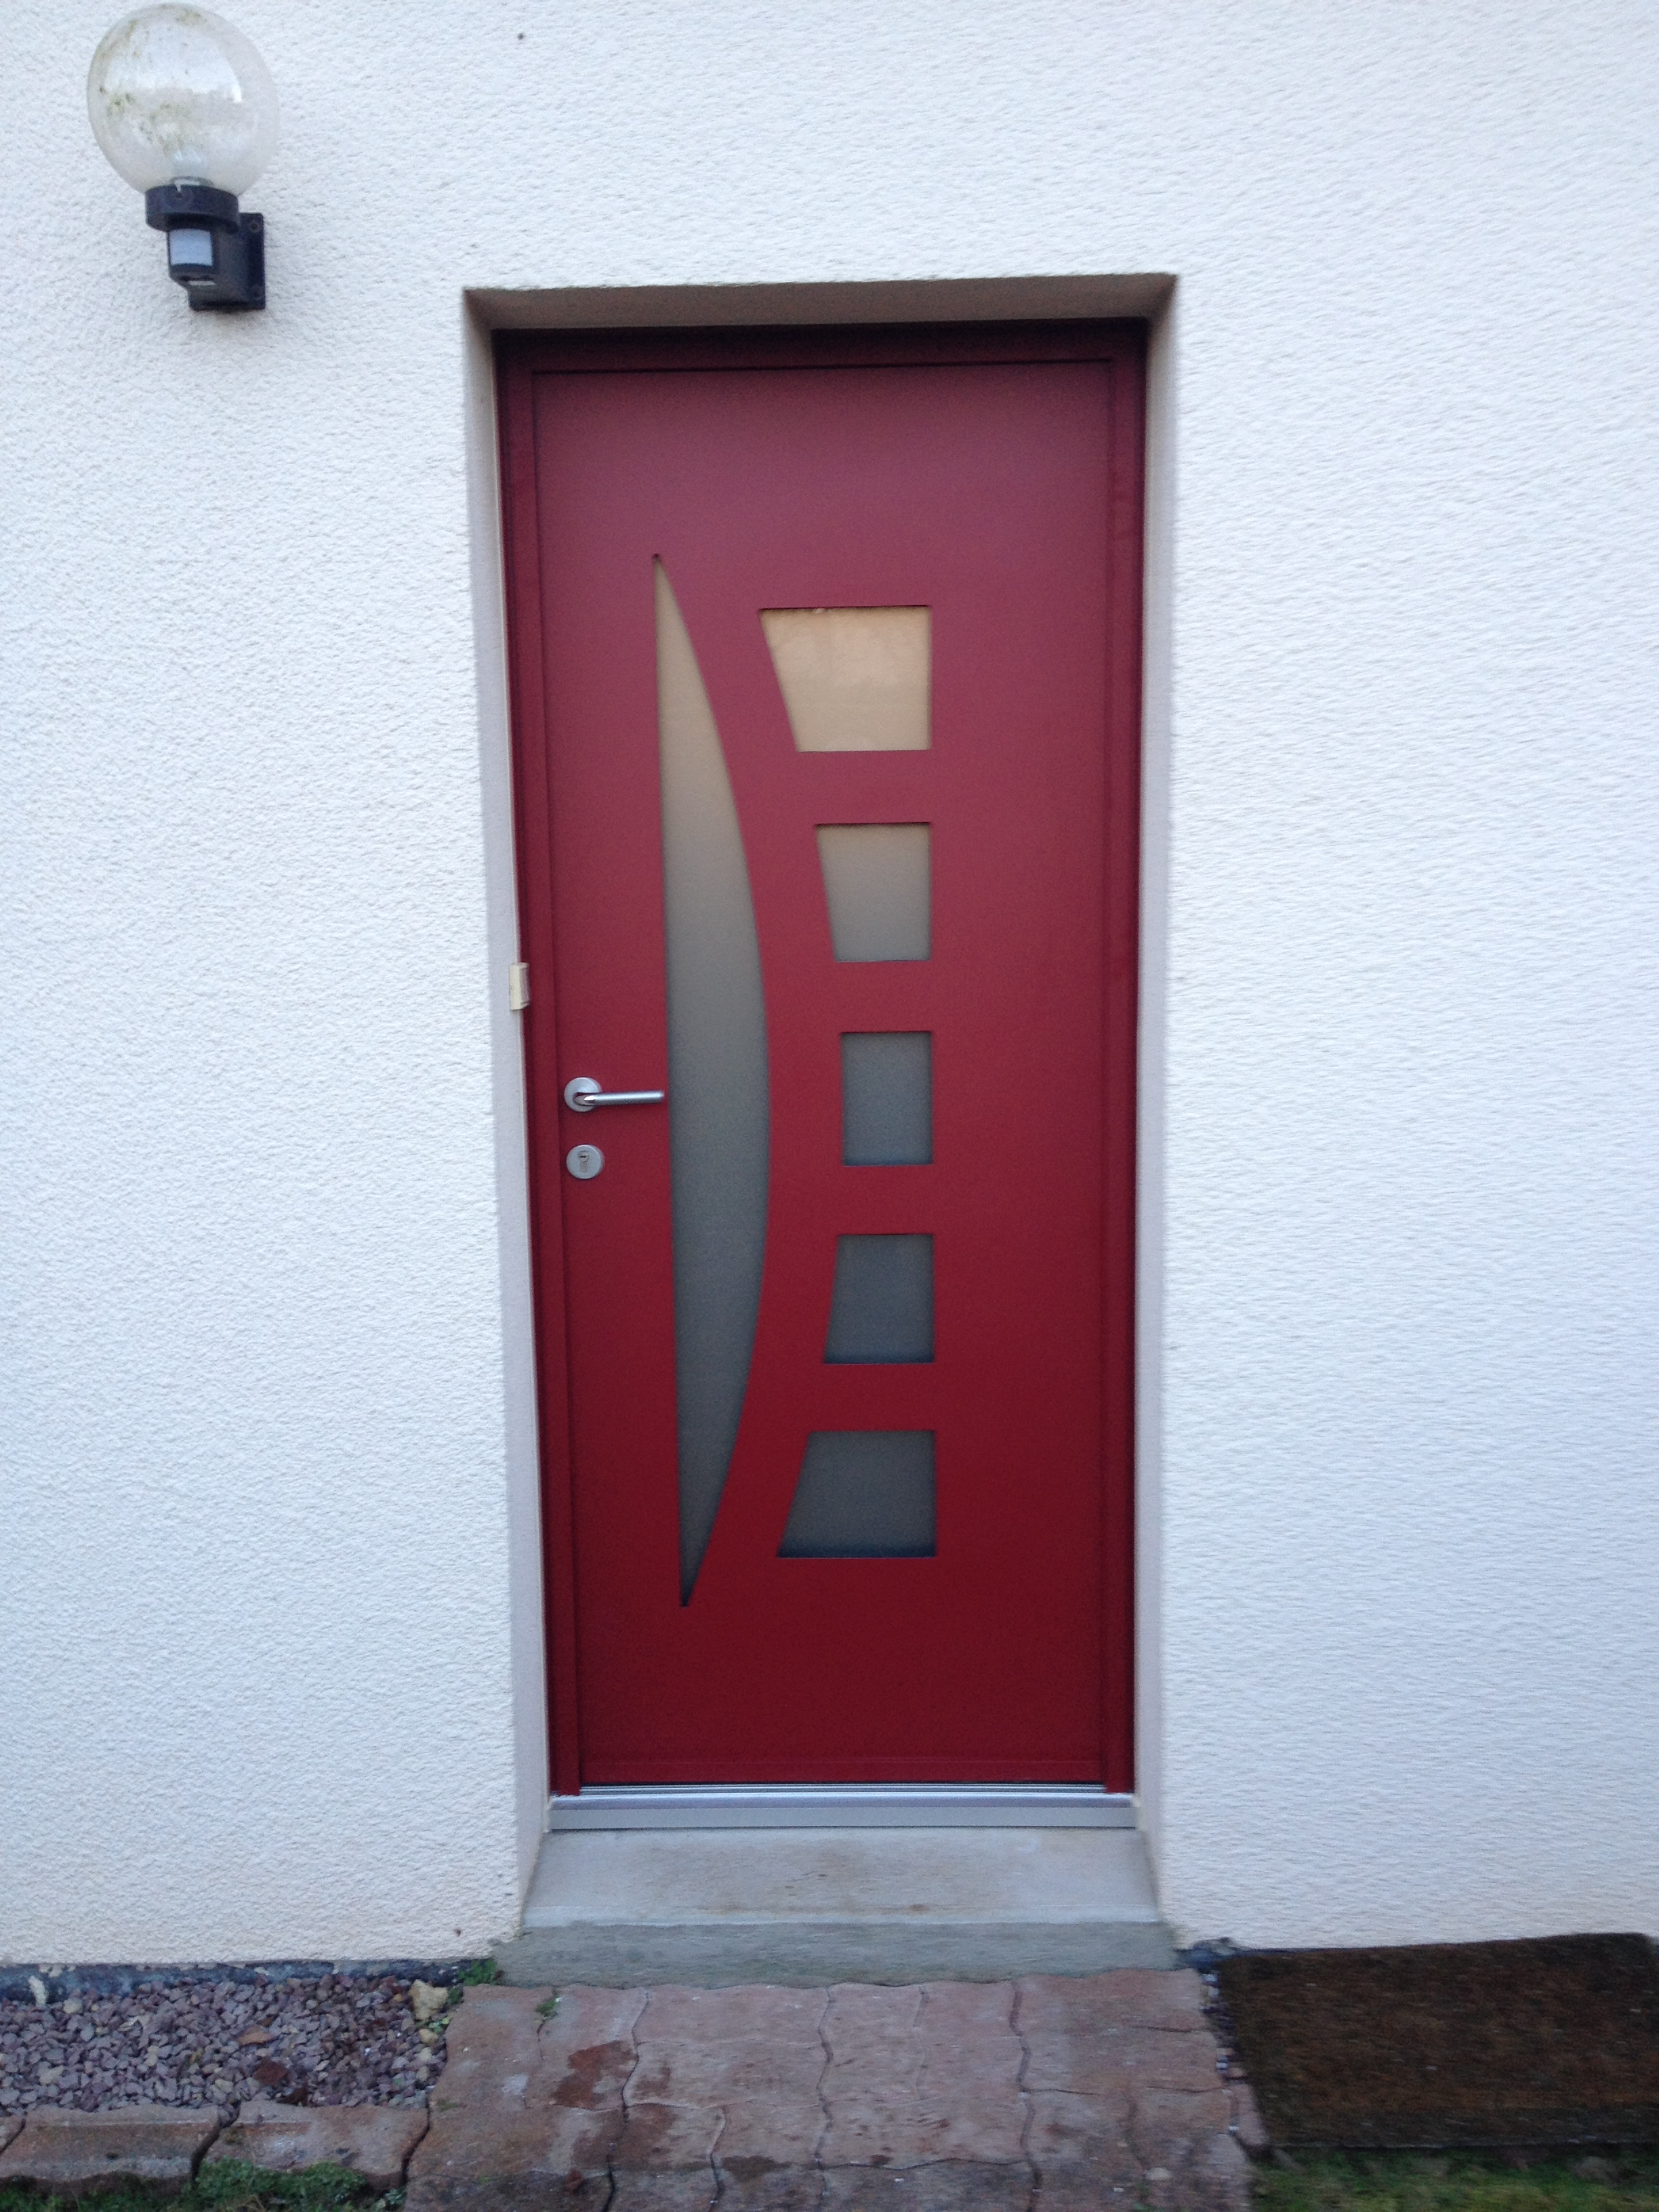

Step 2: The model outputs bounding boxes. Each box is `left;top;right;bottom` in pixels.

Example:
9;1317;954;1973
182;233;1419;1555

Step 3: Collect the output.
500;325;1143;1792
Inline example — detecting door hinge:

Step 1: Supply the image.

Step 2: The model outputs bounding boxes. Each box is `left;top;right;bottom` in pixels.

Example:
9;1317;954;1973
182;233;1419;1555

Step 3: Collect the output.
508;962;531;1012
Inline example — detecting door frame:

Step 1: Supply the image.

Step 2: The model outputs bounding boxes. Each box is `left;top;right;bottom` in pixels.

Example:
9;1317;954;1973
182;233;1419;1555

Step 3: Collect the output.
496;320;1147;1799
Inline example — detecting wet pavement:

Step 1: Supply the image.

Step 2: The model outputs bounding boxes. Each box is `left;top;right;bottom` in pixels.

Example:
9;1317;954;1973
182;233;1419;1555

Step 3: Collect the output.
406;1972;1248;2211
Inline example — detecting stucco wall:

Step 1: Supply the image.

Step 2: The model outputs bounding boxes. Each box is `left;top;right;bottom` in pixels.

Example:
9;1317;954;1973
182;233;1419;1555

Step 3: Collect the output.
4;0;1656;1961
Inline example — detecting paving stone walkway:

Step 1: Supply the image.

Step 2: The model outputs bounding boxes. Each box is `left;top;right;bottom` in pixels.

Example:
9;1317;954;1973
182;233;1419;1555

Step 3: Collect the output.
408;1972;1249;2212
0;1973;1256;2209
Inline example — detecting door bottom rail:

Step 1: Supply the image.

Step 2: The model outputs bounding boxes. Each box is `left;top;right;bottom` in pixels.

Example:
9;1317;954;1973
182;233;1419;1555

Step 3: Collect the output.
544;1785;1136;1830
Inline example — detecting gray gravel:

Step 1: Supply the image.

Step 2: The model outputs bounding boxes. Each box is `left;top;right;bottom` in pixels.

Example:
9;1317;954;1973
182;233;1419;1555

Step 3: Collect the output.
0;1974;448;2119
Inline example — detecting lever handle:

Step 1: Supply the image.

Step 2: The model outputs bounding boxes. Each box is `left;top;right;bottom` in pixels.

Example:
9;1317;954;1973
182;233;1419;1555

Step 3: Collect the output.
564;1076;667;1113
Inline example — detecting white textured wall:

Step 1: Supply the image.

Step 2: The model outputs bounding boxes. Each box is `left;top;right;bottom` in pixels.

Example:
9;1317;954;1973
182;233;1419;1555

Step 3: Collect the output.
4;0;1656;1959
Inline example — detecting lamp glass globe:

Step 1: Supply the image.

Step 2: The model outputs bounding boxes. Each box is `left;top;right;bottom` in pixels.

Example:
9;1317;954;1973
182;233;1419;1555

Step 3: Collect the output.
88;5;278;197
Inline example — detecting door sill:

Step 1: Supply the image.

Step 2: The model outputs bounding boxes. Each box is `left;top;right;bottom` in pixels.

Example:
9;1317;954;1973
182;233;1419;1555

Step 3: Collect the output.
545;1785;1136;1830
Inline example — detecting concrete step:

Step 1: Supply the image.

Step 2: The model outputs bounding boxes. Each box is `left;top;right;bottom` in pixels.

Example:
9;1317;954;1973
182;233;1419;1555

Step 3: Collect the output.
495;1825;1174;1985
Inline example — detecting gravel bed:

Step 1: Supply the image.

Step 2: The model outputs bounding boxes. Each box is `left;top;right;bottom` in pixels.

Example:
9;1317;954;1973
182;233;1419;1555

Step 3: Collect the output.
0;1973;451;2119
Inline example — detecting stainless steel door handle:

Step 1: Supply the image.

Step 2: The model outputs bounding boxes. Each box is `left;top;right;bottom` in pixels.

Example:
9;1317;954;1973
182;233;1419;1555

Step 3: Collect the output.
563;1076;667;1112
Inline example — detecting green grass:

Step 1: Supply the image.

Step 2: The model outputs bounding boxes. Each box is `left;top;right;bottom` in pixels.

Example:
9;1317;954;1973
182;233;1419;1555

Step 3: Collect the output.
1256;2150;1659;2212
0;2158;394;2212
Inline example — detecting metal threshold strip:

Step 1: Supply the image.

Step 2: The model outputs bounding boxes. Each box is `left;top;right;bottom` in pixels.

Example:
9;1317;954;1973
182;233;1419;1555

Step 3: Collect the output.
545;1786;1136;1831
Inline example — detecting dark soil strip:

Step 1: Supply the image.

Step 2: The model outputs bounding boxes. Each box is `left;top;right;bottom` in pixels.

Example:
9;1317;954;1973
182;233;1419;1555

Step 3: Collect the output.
1219;1933;1659;2151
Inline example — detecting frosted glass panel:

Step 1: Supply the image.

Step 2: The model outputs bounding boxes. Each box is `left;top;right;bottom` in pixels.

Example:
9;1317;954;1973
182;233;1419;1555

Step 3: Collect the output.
657;562;769;1603
761;607;930;752
824;1235;934;1364
842;1032;932;1165
779;1431;937;1558
817;825;930;961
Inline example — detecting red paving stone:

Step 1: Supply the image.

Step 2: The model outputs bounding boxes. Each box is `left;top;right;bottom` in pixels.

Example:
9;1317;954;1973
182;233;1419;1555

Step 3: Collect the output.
624;1986;827;2174
405;1973;1248;2212
409;1985;641;2205
205;2100;430;2192
0;2105;221;2196
1024;2086;1139;2175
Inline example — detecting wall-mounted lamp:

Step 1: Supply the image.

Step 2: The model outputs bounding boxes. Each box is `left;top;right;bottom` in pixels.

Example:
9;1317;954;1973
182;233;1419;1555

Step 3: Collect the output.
88;5;278;311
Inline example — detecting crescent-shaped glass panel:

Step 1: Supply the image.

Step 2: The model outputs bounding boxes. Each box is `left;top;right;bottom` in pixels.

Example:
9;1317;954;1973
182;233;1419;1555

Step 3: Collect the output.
655;561;769;1602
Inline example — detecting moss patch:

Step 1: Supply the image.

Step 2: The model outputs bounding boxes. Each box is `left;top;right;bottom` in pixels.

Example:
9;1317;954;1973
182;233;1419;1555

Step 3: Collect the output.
0;2157;393;2212
1256;2149;1659;2212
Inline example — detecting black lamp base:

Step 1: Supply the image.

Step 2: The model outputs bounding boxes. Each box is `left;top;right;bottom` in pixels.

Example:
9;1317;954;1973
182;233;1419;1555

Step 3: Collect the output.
144;182;266;311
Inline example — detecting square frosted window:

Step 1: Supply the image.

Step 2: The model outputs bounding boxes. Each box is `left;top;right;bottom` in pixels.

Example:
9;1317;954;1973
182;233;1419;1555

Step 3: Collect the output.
824;1234;933;1364
842;1032;932;1166
817;825;930;961
779;1431;937;1558
762;607;930;752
